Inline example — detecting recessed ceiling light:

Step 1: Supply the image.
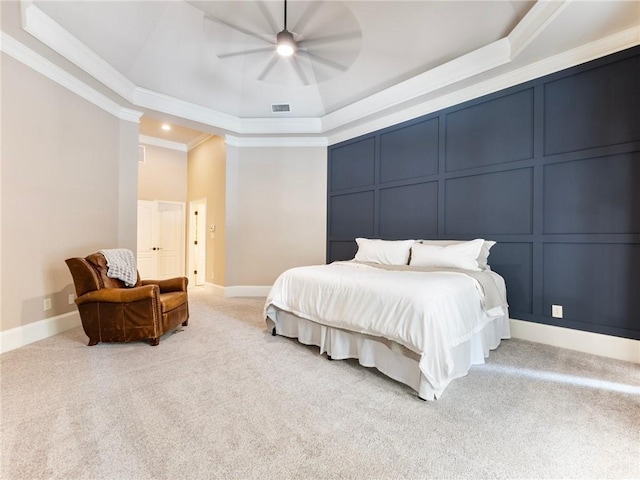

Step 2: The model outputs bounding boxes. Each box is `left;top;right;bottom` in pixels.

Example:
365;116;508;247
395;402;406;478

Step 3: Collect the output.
161;124;171;131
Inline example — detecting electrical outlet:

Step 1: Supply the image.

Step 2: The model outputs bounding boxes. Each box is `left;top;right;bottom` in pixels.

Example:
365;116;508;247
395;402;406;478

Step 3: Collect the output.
68;294;76;304
552;304;563;318
43;298;52;311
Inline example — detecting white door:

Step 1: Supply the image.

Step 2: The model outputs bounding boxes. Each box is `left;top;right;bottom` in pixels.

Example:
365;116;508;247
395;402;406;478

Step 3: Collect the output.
137;200;156;278
188;200;207;286
137;201;185;279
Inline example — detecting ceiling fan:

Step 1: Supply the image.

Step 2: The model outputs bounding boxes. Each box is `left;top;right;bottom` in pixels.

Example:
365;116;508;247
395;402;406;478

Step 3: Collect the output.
195;1;362;86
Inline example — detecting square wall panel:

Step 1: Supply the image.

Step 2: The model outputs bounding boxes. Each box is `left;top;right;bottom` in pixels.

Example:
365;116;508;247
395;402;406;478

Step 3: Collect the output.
544;152;640;234
445;88;534;172
445;168;533;235
544;56;640;155
543;243;640;335
329;138;375;191
488;242;533;315
379;182;438;239
380;118;439;183
329;191;374;237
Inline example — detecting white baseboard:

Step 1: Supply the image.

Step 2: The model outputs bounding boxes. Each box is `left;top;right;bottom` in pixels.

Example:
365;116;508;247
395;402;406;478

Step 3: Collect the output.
2;303;636;365
0;311;81;354
202;282;225;297
510;318;639;364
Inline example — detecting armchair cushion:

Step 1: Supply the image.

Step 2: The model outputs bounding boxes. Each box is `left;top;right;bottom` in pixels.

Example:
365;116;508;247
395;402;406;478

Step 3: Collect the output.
159;291;188;312
142;277;187;293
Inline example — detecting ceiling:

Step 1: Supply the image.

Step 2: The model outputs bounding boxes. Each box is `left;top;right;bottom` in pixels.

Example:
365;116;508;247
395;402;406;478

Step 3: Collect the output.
139;117;209;148
15;1;640;144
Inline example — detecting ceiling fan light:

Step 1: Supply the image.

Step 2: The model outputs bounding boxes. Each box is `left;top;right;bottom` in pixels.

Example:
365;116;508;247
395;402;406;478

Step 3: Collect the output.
276;29;296;56
277;43;294;57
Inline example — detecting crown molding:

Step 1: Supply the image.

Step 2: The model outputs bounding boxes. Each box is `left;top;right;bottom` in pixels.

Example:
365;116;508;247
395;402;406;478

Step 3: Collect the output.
14;0;640;143
0;32;142;122
508;0;570;58
20;1;136;101
239;117;322;135
133;87;241;133
19;1;321;135
138;135;188;152
15;0;553;136
119;108;144;123
321;2;573;134
132;89;323;135
327;24;640;145
321;38;512;134
225;135;328;148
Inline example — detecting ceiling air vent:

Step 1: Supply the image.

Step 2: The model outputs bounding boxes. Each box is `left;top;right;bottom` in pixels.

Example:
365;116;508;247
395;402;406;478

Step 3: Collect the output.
271;103;291;114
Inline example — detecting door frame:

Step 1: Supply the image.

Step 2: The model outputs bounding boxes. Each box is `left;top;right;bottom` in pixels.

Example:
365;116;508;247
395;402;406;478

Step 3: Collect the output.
188;199;207;286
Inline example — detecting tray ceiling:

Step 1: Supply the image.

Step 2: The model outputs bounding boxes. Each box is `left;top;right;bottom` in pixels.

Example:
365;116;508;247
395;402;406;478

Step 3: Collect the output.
14;1;640;139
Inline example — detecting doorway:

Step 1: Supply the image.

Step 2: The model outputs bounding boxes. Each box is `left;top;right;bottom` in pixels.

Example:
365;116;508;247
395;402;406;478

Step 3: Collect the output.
137;200;186;279
188;200;207;286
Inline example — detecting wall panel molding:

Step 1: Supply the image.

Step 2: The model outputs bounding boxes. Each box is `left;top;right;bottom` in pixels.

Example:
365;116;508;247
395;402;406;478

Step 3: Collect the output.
444;168;533;235
445;88;534;172
327;45;640;340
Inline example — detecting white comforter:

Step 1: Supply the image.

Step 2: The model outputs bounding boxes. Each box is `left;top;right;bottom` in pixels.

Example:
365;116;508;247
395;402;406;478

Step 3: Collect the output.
264;261;508;391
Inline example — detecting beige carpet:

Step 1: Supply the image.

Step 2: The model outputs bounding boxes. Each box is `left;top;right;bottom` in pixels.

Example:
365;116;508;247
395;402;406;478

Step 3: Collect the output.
1;290;639;480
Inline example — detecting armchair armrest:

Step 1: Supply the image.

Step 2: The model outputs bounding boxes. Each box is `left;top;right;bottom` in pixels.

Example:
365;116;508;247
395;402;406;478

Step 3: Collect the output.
141;277;188;293
76;285;159;305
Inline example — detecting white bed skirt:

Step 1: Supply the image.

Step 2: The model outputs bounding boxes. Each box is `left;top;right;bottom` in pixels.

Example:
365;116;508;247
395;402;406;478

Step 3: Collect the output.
266;308;510;400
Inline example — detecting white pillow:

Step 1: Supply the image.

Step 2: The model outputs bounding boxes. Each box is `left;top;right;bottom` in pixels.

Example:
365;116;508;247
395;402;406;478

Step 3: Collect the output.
410;238;485;271
419;239;496;270
354;238;415;265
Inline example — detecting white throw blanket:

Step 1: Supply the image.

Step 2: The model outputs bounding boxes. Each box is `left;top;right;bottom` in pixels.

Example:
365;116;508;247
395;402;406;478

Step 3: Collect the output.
99;248;138;287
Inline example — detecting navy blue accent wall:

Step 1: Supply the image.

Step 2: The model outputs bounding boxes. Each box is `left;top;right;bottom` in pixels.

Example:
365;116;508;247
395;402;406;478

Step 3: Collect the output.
327;46;640;340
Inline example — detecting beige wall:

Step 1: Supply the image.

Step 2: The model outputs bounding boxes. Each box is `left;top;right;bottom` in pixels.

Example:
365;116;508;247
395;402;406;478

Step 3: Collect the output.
138;144;187;202
225;144;327;286
0;53;139;332
118;122;140;249
187;136;226;285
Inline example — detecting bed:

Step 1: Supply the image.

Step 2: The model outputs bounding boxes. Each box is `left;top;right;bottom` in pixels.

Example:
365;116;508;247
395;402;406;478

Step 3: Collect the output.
264;238;510;400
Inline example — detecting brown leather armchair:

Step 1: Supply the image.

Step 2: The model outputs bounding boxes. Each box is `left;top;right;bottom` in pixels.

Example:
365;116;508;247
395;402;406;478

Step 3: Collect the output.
65;252;189;346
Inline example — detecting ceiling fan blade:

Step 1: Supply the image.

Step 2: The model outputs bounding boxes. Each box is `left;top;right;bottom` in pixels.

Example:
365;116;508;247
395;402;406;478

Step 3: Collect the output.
298;31;362;49
203;13;274;45
257;55;280;81
290;57;310;86
301;50;349;72
290;1;322;34
256;1;278;34
218;47;274;60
